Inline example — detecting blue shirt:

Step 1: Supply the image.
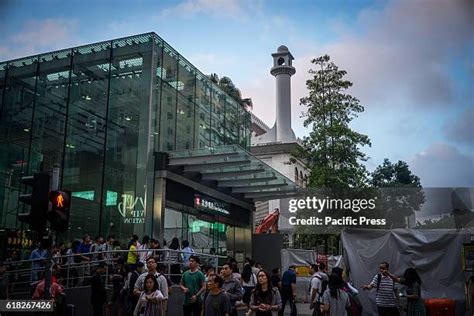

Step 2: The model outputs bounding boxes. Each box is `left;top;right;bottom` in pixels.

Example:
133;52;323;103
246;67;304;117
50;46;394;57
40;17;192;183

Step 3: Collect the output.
30;248;47;270
281;269;297;286
182;246;195;266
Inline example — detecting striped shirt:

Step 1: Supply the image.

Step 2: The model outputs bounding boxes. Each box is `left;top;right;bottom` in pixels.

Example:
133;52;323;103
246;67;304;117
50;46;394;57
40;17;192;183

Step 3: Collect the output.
370;274;396;307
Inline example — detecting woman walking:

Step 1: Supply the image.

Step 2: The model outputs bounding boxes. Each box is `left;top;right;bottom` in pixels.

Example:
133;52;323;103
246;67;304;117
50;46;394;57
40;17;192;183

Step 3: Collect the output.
249;270;281;316
241;264;257;306
389;268;426;316
133;274;164;316
320;273;351;316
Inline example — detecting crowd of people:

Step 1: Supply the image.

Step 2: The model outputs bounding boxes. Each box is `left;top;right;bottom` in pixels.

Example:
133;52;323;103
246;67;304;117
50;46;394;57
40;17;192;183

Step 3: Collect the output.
0;234;427;316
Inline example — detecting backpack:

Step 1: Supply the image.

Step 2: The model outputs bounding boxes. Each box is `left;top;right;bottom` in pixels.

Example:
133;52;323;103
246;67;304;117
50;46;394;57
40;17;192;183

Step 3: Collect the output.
376;274;382;291
316;275;329;297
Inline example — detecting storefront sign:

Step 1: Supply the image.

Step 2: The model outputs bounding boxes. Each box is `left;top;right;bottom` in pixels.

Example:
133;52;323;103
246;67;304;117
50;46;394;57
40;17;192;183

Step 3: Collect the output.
117;193;145;224
194;194;230;216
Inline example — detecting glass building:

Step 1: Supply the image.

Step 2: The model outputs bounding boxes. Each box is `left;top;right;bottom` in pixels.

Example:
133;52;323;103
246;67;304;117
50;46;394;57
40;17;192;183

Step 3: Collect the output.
0;32;296;257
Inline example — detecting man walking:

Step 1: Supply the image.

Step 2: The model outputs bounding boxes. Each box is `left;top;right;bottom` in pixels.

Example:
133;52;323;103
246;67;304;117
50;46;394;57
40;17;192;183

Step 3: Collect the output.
309;263;329;316
279;265;297;316
180;255;206;316
220;262;244;316
202;274;232;316
362;261;399;316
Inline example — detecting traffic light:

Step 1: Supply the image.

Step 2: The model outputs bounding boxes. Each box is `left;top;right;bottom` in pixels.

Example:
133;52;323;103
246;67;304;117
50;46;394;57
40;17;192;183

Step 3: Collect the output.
47;190;70;232
18;173;50;233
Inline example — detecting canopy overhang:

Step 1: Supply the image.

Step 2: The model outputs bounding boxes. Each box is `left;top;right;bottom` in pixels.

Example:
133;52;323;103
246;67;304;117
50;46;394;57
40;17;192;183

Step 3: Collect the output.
164;145;299;202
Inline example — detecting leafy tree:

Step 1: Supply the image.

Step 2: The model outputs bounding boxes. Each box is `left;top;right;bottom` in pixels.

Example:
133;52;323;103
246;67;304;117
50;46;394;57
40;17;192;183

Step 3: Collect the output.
208;73;252;110
300;55;371;188
370;159;425;227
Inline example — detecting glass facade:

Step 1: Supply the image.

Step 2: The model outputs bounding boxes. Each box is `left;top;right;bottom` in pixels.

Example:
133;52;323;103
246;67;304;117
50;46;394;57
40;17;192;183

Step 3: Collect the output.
0;32;251;242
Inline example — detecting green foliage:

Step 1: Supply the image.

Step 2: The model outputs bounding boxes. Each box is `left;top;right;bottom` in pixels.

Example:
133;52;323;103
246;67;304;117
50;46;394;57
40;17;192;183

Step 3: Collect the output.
300;55;371;188
371;159;422;187
370;159;425;227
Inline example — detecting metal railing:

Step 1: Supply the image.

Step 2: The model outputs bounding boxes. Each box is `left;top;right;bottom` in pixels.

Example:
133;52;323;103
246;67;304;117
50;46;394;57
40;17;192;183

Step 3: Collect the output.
3;248;224;298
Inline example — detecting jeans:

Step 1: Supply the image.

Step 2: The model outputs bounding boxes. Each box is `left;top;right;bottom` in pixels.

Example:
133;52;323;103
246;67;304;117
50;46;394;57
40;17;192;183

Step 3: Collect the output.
279;286;297;316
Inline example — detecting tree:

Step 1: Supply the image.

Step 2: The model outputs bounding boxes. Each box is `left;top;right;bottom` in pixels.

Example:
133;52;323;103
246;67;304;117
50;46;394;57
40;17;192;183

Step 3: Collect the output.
208;73;253;110
370;159;425;227
300;55;371;188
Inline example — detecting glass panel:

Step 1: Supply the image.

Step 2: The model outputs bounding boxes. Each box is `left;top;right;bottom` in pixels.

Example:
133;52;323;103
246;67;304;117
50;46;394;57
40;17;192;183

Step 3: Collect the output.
195;73;211;149
175;57;195;150
101;34;154;240
159;45;178;151
210;84;225;146
63;42;111;238
152;38;164;151
225;96;239;145
0;57;38;230
30;49;71;174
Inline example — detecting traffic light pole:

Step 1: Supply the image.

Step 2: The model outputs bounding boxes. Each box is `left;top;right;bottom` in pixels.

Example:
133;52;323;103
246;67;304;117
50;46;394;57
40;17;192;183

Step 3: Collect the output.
43;236;53;300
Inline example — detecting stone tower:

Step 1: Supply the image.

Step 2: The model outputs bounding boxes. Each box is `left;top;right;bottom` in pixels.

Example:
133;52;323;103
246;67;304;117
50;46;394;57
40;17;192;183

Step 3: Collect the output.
255;45;296;144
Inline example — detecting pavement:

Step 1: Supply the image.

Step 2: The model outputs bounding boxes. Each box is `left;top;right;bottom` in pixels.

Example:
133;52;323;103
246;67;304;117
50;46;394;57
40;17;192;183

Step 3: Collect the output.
283;303;313;315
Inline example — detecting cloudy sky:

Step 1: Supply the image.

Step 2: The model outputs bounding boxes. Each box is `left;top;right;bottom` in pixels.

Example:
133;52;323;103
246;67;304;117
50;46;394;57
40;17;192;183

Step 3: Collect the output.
1;0;473;187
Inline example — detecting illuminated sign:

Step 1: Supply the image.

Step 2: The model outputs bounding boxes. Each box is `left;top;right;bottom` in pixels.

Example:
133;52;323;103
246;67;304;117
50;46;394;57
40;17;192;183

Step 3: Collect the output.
117;193;145;224
194;194;230;216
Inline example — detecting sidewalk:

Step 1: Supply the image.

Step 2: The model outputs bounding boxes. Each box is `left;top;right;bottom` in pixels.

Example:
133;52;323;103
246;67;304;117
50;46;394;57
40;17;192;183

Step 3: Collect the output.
283;303;313;315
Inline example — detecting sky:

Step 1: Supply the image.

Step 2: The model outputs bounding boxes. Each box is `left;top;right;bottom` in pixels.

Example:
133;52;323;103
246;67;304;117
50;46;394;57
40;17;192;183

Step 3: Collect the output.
0;0;473;187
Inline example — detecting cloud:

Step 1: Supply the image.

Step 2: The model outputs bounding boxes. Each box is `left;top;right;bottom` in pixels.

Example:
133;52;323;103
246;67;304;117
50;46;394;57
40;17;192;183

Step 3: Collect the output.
410;143;474;187
443;107;474;145
325;0;473;108
0;19;80;61
160;0;250;20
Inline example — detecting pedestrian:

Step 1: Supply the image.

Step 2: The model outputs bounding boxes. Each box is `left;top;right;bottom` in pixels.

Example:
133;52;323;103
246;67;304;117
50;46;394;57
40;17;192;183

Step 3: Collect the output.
270;268;281;292
388;268;426;316
133;274;164;316
133;256;169;304
180;255;206;316
205;265;216;282
332;267;362;316
221;262;244;316
309;263;329;316
127;262;145;315
181;240;195;269
320;273;351;316
32;269;64;300
231;262;241;282
103;235;115;266
5;250;20;293
108;263;128;316
207;247;218;269
249;270;282;316
66;240;80;286
241;263;257;306
90;236;105;262
128;238;139;268
148;239;160;262
362;261;400;316
90;262;107;316
168;237;182;284
77;234;92;286
202;274;232;316
29;240;47;281
279;265;297;316
138;235;150;264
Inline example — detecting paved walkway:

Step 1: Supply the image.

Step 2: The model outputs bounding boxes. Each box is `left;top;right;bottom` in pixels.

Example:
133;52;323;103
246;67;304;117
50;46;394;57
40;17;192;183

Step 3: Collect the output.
282;303;313;315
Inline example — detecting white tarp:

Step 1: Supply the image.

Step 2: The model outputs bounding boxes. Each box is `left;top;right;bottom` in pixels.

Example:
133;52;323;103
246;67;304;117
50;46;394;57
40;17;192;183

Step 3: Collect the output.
341;228;471;316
